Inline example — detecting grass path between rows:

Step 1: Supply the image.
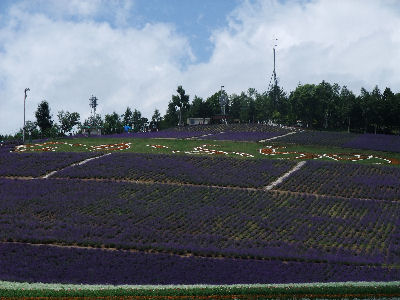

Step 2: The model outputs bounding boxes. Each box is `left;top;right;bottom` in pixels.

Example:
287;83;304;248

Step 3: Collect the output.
1;280;400;298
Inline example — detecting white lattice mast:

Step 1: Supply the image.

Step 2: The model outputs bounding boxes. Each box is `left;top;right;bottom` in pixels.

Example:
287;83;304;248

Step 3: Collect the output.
267;38;279;109
89;95;98;121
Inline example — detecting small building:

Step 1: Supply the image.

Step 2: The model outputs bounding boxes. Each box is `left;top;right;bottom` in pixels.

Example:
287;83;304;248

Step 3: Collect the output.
187;118;211;126
82;126;102;136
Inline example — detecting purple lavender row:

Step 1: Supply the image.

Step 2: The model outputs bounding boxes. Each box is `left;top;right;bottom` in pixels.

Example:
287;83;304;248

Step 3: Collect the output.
0;140;21;153
90;130;210;139
172;123;293;134
54;153;296;188
198;131;282;141
343;133;400;153
274;130;360;147
1;178;399;265
276;160;400;201
0;152;100;177
1;242;398;285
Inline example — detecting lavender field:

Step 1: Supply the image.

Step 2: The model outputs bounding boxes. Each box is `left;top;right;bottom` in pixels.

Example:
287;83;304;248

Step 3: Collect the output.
276;160;400;201
1;133;400;287
54;153;296;188
0;152;100;177
1;242;398;285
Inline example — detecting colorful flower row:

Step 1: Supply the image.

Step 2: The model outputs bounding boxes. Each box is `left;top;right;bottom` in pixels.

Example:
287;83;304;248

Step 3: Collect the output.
259;145;400;165
14;141;132;152
148;144;254;158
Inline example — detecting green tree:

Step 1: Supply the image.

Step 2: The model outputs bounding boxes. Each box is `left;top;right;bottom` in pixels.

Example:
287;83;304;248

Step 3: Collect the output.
289;84;320;128
81;114;103;131
161;101;179;129
382;87;399;132
150;109;162;131
337;86;356;132
172;86;190;126
188;96;204;118
132;109;143;132
57;110;80;135
205;91;224;117
23;120;40;141
104;112;123;134
122;107;134;127
35;100;53;136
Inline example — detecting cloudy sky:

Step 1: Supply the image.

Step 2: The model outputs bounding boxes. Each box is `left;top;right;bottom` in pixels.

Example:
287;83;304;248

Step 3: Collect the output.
1;0;400;135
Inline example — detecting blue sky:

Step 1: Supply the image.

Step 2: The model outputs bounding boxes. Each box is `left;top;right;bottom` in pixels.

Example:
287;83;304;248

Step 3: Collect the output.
1;0;400;135
130;0;241;63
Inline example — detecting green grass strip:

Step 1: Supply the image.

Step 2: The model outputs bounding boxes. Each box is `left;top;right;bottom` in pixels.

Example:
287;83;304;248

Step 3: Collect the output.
17;137;400;166
1;281;400;298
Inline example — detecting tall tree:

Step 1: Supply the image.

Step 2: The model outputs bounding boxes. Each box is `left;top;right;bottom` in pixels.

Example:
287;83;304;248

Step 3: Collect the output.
161;101;179;129
337;86;356;132
172;86;190;126
35;100;53;135
132;109;143;132
289;84;319;128
122;107;134;127
57;110;80;135
150;109;162;131
104;112;123;134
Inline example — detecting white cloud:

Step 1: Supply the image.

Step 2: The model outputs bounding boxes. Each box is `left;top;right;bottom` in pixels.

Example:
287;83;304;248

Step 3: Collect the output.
0;3;191;135
1;0;400;135
183;0;400;100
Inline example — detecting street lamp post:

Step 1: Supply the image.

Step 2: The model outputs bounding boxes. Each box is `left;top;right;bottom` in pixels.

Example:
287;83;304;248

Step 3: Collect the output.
23;88;30;143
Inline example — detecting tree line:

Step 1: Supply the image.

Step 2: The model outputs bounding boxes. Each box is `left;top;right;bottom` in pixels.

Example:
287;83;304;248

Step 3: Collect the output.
164;81;400;135
2;80;400;141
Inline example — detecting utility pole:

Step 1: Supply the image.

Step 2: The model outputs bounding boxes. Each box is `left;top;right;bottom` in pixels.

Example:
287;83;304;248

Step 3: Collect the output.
23;88;30;144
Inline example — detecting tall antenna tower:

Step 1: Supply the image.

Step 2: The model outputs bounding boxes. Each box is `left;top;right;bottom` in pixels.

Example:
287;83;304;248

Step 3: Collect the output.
89;95;98;119
267;38;279;109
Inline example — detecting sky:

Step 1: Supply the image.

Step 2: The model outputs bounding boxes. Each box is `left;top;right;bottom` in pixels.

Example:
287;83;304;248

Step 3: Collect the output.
1;0;400;135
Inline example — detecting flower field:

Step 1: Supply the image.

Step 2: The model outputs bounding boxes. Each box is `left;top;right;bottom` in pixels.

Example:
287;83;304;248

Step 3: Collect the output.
2;131;400;295
273;130;360;147
343;133;400;153
271;130;400;153
0;152;100;177
275;160;400;200
2;178;400;269
53;152;296;188
1;242;399;285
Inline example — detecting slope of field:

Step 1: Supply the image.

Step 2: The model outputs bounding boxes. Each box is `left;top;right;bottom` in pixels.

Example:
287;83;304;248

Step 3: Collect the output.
53;153;296;188
0;152;100;177
2;129;400;292
275;160;400;200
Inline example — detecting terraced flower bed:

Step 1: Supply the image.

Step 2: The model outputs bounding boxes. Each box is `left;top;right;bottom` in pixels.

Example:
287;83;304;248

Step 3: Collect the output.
273;130;359;147
343;133;400;153
2;178;400;268
1;242;399;285
54;153;296;188
0;152;100;177
275;160;400;201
